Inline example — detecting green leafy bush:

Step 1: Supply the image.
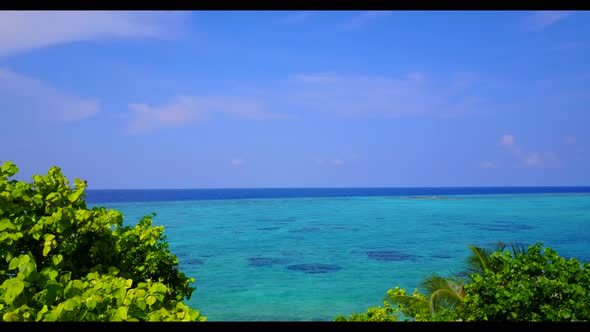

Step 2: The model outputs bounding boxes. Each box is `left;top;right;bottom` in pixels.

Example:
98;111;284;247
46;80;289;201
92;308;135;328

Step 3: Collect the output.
335;287;432;322
455;243;590;321
337;243;590;322
334;298;400;322
0;161;205;321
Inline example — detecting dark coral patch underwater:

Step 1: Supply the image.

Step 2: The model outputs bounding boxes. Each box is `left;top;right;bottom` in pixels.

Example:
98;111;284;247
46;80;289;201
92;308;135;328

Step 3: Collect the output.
248;257;290;267
286;263;342;274
366;250;420;262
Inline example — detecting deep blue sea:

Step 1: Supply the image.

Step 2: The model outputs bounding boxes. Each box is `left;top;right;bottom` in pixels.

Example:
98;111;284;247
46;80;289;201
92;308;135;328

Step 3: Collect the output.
86;187;590;321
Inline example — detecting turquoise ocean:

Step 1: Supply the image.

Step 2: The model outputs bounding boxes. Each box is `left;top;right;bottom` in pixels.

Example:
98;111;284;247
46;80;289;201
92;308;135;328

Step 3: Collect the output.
86;188;590;321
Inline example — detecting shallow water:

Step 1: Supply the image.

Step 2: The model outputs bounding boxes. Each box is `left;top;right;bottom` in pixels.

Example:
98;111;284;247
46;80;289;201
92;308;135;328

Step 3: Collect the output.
88;191;590;321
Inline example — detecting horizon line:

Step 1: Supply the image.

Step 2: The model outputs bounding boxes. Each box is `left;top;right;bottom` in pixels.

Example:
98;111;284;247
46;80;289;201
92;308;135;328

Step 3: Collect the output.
86;185;590;191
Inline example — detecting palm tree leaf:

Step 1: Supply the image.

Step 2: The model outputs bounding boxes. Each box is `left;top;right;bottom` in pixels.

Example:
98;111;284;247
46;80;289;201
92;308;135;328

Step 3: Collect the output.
385;293;429;317
495;241;507;253
420;274;460;296
466;245;492;274
429;288;463;314
510;242;528;257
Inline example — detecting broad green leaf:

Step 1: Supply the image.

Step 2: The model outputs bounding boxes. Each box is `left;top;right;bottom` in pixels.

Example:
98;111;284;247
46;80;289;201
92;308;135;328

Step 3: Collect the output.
189;309;201;321
8;257;19;270
137;300;146;311
2;279;25;304
32;195;43;205
86;298;97;311
46;192;60;202
115;306;127;321
125;279;133;288
64;297;81;311
135;289;146;299
43;233;56;242
19;254;30;265
51;254;63;266
68;187;85;203
36;305;49;322
1;161;18;176
0;218;15;231
3;312;19;322
146;295;156;306
48;270;58;280
113;287;126;304
20;261;37;277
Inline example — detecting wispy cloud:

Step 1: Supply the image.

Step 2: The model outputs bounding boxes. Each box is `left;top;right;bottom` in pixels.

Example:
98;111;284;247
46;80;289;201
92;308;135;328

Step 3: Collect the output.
315;158;345;167
0;68;100;125
564;135;577;145
551;41;587;51
286;71;483;118
345;11;393;29
480;161;498;169
0;11;190;57
288;74;340;84
231;159;245;167
126;96;282;134
500;134;559;168
500;135;514;149
527;11;572;30
279;11;314;24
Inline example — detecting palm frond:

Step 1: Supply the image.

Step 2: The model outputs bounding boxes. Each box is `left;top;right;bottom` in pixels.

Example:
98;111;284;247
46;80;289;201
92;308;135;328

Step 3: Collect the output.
385;293;429;317
495;241;507;253
429;288;463;314
466;245;492;274
510;242;528;257
443;273;469;287
420;274;460;296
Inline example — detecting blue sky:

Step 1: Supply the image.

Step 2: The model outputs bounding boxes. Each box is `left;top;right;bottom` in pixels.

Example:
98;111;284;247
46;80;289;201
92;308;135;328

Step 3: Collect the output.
1;11;589;188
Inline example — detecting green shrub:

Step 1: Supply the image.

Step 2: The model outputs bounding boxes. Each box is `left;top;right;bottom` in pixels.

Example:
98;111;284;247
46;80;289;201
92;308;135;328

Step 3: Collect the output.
335;299;400;322
0;161;205;321
455;243;590;321
337;243;590;322
334;287;432;322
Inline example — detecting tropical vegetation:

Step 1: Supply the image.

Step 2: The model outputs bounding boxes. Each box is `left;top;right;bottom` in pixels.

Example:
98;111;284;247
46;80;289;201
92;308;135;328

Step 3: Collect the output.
336;242;590;322
0;161;205;321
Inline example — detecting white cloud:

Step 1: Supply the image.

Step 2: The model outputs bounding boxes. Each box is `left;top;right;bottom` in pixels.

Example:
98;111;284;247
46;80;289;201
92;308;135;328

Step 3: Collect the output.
564;136;577;145
126;96;281;134
315;158;345;166
0;68;100;124
527;11;572;30
480;161;497;169
522;152;558;167
286;71;483;118
500;134;514;147
231;159;245;167
551;41;587;51
500;134;525;158
345;11;393;29
288;74;340;84
499;134;559;168
127;97;201;134
279;11;314;24
0;11;189;57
